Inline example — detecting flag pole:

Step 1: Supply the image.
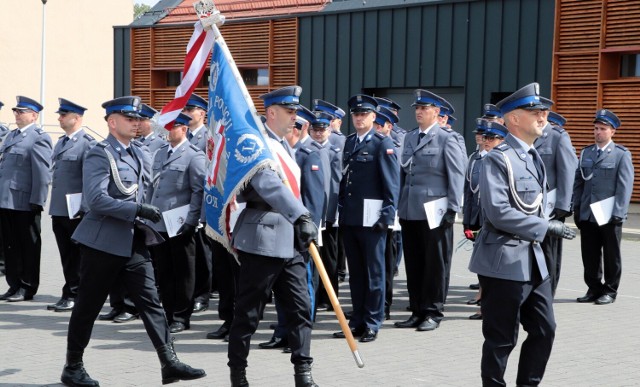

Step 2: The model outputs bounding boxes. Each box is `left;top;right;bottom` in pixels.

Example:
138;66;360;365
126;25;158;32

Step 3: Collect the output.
195;0;364;369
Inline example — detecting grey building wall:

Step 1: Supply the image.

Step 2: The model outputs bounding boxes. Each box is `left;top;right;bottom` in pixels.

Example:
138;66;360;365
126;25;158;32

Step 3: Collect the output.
114;27;131;98
298;0;555;152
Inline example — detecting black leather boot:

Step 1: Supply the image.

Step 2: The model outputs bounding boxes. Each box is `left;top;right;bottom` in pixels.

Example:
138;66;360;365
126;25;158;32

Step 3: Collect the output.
156;341;206;384
60;350;100;387
294;363;319;387
230;367;249;387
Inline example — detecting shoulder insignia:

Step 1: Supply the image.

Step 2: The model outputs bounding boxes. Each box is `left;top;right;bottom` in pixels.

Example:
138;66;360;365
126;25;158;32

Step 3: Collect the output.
407;127;420;133
83;133;95;141
131;140;143;147
374;132;386;140
551;125;566;134
300;147;313;155
189;144;201;152
333;131;344;137
393;140;401;147
346;132;357;138
494;142;510;152
159;143;170;149
615;144;628;151
330;146;340;153
35;127;45;134
441;126;453;133
97;141;109;148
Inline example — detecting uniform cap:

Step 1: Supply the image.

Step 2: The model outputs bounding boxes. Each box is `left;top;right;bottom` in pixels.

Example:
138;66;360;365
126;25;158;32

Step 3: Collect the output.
374;105;399;126
185;93;208;110
496;82;548;114
437;96;455;117
312;111;334;128
447;115;456;127
56;98;87;115
139;103;158;119
313;99;345;119
101;96;142;118
474;118;490;133
374;97;401;112
411;89;441;108
172;112;192;127
482;103;503;119
13;96;43;113
348;94;377;113
593;109;621;129
484;122;508;138
260;86;302;109
547;111;566;127
297;105;316;124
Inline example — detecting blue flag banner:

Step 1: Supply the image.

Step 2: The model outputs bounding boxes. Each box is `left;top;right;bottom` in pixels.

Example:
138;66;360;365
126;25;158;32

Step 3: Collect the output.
204;39;273;250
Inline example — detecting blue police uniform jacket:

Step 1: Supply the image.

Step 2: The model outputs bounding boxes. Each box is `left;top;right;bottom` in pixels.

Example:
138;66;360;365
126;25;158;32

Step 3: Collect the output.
71;134;151;257
296;142;330;227
463;150;484;229
189;125;210;153
328;130;346;150
147;141;206;232
468;134;549;282
325;143;343;225
398;125;466;221
49;129;97;216
0;124;53;211
573;141;634;223
142;133;168;155
338;129;399;226
534;123;578;212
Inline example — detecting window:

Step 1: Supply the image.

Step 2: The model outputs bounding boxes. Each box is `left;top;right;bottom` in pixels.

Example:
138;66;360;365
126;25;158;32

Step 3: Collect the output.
240;68;269;86
167;71;182;87
620;54;640;77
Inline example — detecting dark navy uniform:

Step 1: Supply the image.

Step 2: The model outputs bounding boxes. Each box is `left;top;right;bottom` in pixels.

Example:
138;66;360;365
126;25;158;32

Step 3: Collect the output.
49;99;96;309
573;109;634;304
0;96;52;301
339;127;399;334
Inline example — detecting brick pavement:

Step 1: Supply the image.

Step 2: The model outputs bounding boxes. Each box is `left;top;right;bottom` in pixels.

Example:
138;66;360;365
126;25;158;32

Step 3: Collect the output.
1;216;639;387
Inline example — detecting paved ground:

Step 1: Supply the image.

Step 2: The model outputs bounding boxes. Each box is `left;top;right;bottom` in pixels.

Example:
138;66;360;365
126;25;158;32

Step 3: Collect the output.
1;209;640;386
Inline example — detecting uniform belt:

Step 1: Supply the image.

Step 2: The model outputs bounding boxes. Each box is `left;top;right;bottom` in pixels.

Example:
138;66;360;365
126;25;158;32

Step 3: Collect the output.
245;202;273;212
483;222;523;240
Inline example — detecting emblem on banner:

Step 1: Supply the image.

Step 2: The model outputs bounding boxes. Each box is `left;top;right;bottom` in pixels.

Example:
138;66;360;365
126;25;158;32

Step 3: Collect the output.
235;133;264;164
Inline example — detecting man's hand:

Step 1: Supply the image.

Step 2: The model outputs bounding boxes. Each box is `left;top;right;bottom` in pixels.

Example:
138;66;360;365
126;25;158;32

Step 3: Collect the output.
550;208;571;220
136;203;162;223
464;229;476;241
547;219;576;240
177;223;196;237
609;216;624;225
440;209;456;227
294;213;318;252
30;203;43;213
372;222;388;232
72;210;86;219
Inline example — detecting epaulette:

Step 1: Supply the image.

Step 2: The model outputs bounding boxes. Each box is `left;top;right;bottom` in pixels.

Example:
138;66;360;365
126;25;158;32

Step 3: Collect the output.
97;141;109;148
83;133;95;141
393;140;401;147
299;147;313;155
393;125;406;133
374;132;386;140
189;144;201;152
440;125;453;132
330;145;340;153
494;142;510;152
332;131;344;137
131;140;143;147
311;142;323;150
615;144;628;152
35;127;45;134
407;127;420;133
159;143;170;150
58;134;66;139
346;132;357;138
551;125;566;134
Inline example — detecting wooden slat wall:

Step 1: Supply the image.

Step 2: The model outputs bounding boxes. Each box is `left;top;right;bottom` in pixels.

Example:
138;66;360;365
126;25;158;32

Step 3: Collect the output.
553;0;640;202
130;18;298;116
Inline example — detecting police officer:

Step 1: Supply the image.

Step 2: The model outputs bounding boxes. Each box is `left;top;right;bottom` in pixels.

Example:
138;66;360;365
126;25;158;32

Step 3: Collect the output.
227;86;318;387
375;96;406;146
315;99;346;150
183;93;214;313
333;94;399;343
137;103;167;155
148;112;206;333
292;106;313;151
61;96;205;386
463;118;490;241
0;96;52;302
574;109;634;305
47;98;96;312
534;104;578;296
394;90;466;332
468;83;576;387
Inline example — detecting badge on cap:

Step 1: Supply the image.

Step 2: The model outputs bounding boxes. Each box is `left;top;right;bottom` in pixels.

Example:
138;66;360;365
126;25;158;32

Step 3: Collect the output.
534;83;540;95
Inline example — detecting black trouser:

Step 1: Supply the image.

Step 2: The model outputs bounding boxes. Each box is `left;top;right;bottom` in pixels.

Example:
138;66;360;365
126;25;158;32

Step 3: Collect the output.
0;208;42;296
51;216;82;299
193;228;213;304
400;219;452;321
211;239;238;323
67;239;170;352
384;229;397;315
317;224;339;305
541;226;564;296
579;221;623;297
479;258;556;387
227;251;312;369
336;228;347;278
152;231;196;325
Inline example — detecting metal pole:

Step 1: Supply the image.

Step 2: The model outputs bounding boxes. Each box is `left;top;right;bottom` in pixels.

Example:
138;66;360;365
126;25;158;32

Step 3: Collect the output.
40;0;47;126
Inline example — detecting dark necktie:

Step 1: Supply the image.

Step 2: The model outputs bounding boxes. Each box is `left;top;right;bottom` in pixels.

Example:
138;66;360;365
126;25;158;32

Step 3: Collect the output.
139;137;145;144
596;148;602;158
528;149;544;181
62;136;70;147
12;130;21;139
188;131;194;141
419;132;426;141
126;147;135;159
168;149;173;157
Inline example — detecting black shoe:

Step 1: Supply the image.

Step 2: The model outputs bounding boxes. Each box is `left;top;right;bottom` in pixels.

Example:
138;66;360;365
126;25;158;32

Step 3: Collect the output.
282;346;292;354
61;351;100;387
258;336;288;349
55;299;75;312
316;303;330;312
595;294;616;305
469;283;480;290
113;312;137;323
98;308;122;321
157;342;206;384
0;289;17;301
469;312;482;320
206;322;231;339
230;367;249;387
344;310;353;319
416;317;440;331
294;363;318;387
48;297;66;310
359;328;377;343
466;298;481;305
332;327;364;339
576;293;599;303
192;302;208;313
394;315;423;328
7;288;33;302
169;322;189;333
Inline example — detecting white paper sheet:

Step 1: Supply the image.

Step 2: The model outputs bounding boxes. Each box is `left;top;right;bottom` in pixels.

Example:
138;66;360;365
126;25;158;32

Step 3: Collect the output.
363;199;383;227
424;197;449;230
162;204;190;238
229;202;246;231
65;193;83;219
544;189;557;219
590;196;615;226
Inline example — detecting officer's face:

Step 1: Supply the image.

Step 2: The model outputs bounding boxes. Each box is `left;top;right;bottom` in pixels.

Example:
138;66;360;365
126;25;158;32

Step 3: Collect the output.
414;105;439;128
109;114;140;143
330;118;342;132
310;125;331;143
594;122;615;146
351;111;375;134
183;107;205;127
475;133;484;146
374;122;392;137
58;112;80;132
510;109;545;143
437;115;448;126
267;105;297;137
137;119;152;136
13;109;37;128
168;124;187;144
